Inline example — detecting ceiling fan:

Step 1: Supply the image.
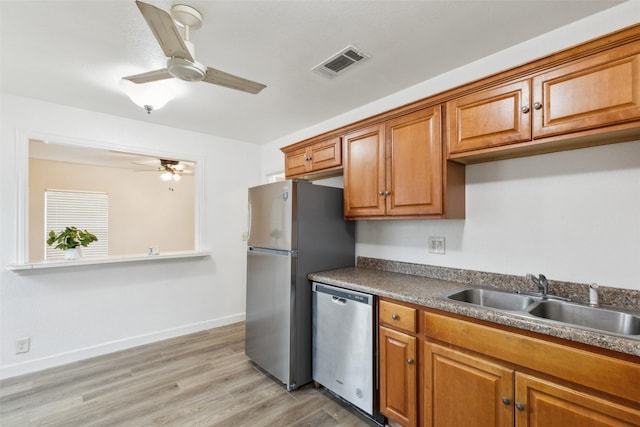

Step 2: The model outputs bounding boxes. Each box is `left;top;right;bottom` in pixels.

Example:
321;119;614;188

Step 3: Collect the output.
123;1;266;95
132;159;194;181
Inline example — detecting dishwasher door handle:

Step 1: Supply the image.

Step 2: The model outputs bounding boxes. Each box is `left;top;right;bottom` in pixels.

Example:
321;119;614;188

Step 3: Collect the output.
331;296;347;305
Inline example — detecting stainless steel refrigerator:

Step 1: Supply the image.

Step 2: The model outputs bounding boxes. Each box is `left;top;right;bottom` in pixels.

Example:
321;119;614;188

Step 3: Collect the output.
245;180;355;390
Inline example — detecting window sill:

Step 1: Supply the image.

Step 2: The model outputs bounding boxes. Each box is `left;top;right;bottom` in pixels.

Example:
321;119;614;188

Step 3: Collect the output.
7;251;210;271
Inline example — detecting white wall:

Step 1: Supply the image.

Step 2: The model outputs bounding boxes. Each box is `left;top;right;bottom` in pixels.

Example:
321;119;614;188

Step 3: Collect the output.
357;141;640;290
0;94;261;378
261;2;640;291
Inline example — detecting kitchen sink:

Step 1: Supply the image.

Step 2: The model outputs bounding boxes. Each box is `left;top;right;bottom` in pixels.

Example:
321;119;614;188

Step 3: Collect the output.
527;300;640;336
445;288;537;311
441;287;640;337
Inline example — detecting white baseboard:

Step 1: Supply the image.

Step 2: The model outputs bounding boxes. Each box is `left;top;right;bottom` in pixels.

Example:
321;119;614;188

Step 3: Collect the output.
0;313;245;380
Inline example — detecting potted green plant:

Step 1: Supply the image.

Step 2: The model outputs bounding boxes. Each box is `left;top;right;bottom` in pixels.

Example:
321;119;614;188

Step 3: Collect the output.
46;226;98;260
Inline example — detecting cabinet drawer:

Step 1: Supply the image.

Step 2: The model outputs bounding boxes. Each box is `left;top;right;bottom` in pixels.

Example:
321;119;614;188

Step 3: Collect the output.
380;300;417;332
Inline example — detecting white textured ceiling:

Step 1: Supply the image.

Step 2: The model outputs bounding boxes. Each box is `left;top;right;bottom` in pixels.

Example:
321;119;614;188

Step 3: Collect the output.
0;0;624;145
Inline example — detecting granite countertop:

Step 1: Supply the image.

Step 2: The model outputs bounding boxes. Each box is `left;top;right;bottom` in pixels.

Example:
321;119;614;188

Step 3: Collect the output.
308;266;640;357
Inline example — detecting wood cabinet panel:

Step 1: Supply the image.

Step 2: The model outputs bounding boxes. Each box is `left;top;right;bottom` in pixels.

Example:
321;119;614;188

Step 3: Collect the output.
532;46;640;139
379;300;417;333
386;107;443;216
515;373;640;427
343;124;386;217
447;80;531;154
423;310;640;405
308;137;342;171
379;326;417;427
282;136;342;178
448;40;640;163
284;146;309;177
344;106;456;219
423;342;514;427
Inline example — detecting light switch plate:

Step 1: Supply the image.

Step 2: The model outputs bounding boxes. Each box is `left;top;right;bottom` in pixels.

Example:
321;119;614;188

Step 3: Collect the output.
428;236;445;254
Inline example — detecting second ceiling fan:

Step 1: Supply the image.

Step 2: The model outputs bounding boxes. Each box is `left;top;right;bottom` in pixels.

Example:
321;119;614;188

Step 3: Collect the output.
123;1;266;94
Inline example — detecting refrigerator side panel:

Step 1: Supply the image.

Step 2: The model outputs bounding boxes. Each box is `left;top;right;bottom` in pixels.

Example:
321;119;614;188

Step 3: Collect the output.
292;184;356;388
245;249;294;387
247;181;295;250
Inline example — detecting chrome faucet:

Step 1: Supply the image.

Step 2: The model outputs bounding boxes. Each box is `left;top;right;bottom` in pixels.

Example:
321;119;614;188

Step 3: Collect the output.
527;273;549;296
521;273;570;301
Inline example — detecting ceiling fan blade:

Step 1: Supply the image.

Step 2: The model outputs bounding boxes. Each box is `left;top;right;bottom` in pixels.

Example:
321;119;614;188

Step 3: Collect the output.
123;69;173;84
204;67;267;94
136;0;194;62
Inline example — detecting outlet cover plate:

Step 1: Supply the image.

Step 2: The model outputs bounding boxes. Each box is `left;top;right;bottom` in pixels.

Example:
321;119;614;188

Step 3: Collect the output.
428;236;446;254
15;337;30;354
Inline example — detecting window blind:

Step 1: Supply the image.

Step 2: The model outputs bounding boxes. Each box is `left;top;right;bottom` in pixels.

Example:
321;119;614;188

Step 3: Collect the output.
44;190;109;260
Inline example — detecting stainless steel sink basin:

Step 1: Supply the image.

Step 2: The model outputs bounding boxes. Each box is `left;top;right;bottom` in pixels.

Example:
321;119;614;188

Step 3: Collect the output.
527;300;640;336
442;287;640;337
446;288;537;311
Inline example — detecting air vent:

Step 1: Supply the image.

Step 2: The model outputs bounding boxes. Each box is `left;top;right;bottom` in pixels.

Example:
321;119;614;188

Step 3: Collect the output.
312;45;370;77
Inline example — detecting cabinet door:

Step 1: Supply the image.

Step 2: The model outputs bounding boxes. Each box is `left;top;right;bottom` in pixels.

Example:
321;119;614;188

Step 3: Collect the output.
447;80;531;155
386;107;443;216
308;137;341;171
532;45;640;139
379;326;417;427
423;342;514;427
283;137;342;178
515;373;640;427
284;146;310;177
343;124;386;217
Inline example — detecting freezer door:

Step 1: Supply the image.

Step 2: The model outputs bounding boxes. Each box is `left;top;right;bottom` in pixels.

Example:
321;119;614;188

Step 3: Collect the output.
247;181;295;251
245;248;295;387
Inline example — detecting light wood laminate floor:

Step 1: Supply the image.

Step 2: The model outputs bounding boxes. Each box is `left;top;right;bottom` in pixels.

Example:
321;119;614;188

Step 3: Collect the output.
1;322;378;426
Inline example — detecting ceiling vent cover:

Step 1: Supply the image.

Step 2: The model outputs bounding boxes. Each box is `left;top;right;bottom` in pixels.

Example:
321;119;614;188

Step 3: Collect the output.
312;45;370;77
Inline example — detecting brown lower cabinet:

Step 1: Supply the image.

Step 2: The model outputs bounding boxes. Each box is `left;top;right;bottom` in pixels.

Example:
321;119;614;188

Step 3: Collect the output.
378;299;640;427
423;343;513;427
379;326;417;427
379;298;419;426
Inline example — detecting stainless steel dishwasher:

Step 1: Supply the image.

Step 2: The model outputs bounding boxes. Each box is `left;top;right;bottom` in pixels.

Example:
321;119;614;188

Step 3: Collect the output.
312;282;376;416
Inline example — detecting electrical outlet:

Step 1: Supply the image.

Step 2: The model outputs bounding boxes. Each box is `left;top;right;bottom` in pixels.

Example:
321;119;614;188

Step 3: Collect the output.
15;337;30;354
428;236;446;254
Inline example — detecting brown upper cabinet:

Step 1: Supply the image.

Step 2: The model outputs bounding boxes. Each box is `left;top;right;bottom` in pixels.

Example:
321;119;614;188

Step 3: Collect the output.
448;41;640;163
279;24;640;219
447;79;531;154
343;107;464;219
282;136;342;178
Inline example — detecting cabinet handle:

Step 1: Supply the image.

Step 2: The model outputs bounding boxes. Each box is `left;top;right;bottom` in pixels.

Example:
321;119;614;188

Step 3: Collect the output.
521;105;530;114
515;403;525;411
384;191;391;196
533;102;542;110
378;191;384;196
501;397;511;405
391;312;399;320
407;358;414;365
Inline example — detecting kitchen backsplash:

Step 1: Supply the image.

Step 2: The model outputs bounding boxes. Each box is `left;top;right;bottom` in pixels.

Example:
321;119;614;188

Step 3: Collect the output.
357;257;639;311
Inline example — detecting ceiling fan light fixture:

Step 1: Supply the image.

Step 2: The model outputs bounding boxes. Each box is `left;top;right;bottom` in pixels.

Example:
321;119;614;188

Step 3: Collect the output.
160;171;174;181
119;78;175;113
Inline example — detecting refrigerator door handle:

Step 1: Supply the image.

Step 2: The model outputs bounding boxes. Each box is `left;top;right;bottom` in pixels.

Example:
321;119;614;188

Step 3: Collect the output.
248;246;297;257
247;203;252;243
